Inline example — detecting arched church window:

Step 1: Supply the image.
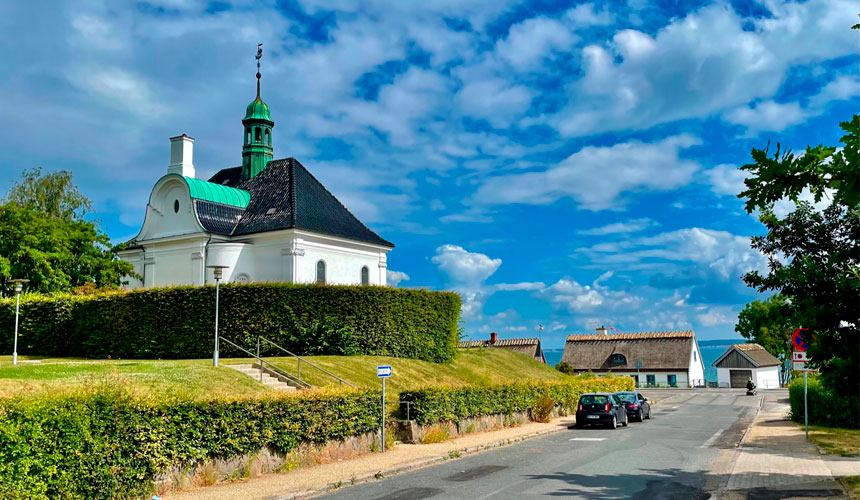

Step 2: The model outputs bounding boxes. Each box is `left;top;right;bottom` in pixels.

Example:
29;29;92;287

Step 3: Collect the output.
361;266;369;285
316;260;326;284
265;129;271;146
174;200;179;213
255;127;261;143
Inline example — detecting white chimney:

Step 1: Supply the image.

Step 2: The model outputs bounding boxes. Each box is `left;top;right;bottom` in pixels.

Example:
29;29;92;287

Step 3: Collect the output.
596;325;609;336
167;134;195;178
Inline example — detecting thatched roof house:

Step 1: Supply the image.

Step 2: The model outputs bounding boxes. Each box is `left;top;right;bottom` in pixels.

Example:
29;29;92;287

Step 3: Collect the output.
458;332;546;363
561;327;705;387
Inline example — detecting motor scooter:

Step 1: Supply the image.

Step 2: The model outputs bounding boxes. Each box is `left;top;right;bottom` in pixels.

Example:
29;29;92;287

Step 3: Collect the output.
746;384;757;396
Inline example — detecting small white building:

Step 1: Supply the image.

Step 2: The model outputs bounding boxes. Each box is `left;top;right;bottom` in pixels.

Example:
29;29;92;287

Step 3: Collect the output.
561;328;706;388
713;343;781;389
118;64;393;288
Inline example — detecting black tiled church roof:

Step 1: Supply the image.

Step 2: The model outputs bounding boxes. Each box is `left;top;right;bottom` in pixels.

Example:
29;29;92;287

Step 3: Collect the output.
201;158;393;248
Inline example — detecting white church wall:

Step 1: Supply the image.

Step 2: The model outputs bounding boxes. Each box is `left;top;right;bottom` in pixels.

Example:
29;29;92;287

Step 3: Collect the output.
137;176;204;241
123;236;208;289
293;231;387;286
207;242;253;284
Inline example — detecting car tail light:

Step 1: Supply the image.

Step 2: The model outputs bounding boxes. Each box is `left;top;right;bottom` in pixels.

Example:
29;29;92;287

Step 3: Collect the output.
578;403;583;412
605;402;610;413
629;403;638;409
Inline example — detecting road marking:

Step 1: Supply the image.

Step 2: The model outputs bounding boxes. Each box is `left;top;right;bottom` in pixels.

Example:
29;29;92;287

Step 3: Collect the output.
700;430;723;448
570;438;607;441
671;406;680;409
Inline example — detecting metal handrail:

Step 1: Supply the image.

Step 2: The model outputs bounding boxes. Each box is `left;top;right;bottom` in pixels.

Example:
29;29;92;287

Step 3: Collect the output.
220;336;311;389
258;336;355;388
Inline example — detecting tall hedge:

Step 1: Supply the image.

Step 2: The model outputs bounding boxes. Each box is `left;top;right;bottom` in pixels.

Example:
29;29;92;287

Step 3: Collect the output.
789;375;859;428
0;388;383;500
0;284;461;362
399;376;635;425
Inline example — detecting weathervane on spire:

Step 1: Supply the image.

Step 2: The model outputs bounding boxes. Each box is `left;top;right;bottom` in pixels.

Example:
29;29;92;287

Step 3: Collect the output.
255;43;263;99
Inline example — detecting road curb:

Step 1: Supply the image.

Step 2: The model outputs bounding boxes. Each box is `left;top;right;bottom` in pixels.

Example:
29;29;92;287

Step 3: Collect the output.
278;423;571;499
737;395;764;448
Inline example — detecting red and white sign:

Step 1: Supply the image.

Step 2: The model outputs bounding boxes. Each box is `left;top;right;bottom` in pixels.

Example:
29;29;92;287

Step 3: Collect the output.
792;352;808;362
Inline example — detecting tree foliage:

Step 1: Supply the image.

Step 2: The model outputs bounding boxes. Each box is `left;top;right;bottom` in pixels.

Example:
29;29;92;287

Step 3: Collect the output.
738;116;859;397
735;294;793;382
3;167;92;221
0;168;133;294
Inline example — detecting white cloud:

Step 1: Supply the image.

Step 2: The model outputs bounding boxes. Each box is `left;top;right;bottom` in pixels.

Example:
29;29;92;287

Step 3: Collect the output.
579;218;656;235
494;282;546;291
386;270;410;287
455;79;533;127
431;244;501;286
696;308;735;327
724;100;807;134
810;75;859;108
564;3;613;27
495;17;577;72
705;164;750;198
472;135;701;210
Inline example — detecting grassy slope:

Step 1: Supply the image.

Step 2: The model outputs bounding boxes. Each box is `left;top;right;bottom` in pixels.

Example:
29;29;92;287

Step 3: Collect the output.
254;348;566;392
0;349;564;399
0;358;269;399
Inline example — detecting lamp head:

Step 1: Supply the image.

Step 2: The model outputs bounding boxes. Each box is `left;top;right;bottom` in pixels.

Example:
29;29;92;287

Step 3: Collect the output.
206;265;229;281
9;278;29;293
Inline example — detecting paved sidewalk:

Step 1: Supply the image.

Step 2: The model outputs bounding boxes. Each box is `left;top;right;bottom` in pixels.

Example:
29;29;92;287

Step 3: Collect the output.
164;415;576;500
717;392;858;499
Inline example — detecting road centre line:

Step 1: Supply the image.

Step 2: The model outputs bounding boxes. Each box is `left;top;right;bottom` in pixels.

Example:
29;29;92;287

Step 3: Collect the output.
570;438;607;441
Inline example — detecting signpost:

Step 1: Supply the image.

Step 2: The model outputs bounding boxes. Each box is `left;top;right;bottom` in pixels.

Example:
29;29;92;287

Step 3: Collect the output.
634;360;643;388
791;330;818;440
377;365;392;452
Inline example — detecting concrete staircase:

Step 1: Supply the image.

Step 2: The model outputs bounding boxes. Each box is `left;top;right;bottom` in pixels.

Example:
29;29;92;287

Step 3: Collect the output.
227;364;298;392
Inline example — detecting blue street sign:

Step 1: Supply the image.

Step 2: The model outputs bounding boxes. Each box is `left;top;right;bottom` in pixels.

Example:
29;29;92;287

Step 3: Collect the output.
377;365;392;378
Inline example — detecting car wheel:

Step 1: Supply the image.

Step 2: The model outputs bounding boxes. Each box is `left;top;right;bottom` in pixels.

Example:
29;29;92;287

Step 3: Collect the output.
636;410;643;422
609;415;617;429
575;421;584;429
622;416;628;427
646;408;652;419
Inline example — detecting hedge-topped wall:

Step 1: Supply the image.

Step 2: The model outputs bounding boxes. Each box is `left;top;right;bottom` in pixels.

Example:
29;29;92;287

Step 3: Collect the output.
0;284;461;362
400;376;635;425
0;389;383;500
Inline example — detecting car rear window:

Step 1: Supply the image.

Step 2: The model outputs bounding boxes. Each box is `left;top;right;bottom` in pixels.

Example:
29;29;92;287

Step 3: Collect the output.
615;393;636;402
580;395;608;404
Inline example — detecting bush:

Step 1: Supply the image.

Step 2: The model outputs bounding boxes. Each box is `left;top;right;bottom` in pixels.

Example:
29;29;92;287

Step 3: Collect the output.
399;375;634;425
0;388;383;499
531;394;554;422
555;361;575;375
0;283;461;362
789;375;859;428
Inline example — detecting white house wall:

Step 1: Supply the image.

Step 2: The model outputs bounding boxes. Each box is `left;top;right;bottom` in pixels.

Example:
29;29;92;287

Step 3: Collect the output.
754;366;781;389
293;232;387;286
688;340;705;387
137;176;204;241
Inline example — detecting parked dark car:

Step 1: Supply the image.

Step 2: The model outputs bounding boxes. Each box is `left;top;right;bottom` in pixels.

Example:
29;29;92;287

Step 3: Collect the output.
614;391;651;422
575;393;628;429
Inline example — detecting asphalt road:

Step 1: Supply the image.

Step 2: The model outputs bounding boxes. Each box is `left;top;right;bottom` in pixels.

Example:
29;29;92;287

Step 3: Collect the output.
318;390;763;500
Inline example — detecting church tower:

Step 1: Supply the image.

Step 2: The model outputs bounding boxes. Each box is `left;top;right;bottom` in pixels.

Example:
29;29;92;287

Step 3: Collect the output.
241;44;274;181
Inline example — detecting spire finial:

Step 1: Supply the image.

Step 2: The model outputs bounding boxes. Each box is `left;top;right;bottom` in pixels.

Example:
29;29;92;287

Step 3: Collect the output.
255;43;263;99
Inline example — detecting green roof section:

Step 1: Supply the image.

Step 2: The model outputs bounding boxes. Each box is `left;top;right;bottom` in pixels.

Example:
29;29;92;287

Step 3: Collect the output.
244;98;272;121
183;176;251;208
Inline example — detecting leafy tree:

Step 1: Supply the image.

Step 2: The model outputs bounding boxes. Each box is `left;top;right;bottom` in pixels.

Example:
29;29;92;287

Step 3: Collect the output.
3;167;92;221
738;116;859;397
555;361;575;375
0;169;134;294
735;294;793;383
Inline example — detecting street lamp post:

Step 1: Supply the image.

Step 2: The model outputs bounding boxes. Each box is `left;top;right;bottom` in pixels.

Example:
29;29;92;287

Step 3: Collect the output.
206;266;229;367
8;279;29;366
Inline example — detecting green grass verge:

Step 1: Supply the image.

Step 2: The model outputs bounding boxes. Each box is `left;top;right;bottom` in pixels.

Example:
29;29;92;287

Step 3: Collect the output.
839;476;859;500
804;424;860;457
0;358;269;399
252;348;566;391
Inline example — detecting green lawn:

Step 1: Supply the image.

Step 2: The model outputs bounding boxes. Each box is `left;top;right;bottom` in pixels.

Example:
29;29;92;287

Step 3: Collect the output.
805;424;860;457
0;358;270;399
839;476;859;500
248;348;566;392
0;348;564;400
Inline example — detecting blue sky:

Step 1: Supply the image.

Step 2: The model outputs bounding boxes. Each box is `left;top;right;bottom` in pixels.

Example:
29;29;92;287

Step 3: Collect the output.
0;0;856;348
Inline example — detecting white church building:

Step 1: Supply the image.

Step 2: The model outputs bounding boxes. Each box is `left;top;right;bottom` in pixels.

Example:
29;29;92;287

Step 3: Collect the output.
118;59;393;288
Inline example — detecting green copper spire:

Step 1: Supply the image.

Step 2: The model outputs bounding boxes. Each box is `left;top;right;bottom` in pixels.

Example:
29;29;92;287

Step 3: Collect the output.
242;43;274;181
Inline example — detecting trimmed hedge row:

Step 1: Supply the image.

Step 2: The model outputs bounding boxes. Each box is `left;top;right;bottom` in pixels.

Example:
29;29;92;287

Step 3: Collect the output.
399;375;635;425
0;283;461;362
0;388;383;500
789;375;859;428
